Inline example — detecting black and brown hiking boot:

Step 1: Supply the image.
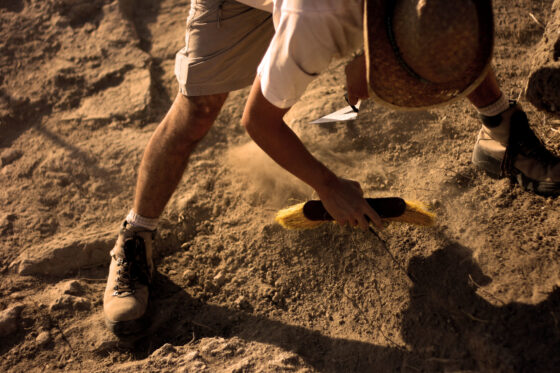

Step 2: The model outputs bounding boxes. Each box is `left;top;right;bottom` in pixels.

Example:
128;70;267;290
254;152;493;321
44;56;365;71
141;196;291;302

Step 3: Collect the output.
472;101;560;196
103;222;154;339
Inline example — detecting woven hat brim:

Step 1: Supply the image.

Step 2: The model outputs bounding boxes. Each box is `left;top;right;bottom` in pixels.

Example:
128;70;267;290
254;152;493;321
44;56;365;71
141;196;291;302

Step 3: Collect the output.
364;0;494;110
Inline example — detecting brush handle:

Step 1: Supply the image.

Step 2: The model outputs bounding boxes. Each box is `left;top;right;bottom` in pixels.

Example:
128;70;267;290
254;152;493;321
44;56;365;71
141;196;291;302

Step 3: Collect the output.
302;197;406;221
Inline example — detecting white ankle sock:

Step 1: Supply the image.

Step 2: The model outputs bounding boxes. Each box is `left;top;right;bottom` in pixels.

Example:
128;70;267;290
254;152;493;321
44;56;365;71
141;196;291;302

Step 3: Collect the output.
125;210;158;231
477;94;510;117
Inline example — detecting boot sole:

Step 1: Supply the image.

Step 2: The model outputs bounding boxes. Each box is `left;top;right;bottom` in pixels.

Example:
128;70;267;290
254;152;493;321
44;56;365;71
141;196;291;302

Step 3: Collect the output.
513;173;560;197
473;148;560;196
104;310;151;341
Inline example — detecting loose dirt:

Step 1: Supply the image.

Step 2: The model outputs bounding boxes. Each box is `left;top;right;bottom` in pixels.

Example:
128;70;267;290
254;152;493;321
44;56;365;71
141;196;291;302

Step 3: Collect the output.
1;0;560;372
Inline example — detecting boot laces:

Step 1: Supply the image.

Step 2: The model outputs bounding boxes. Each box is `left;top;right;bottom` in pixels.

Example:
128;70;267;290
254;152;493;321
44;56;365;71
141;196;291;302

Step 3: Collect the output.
113;236;150;297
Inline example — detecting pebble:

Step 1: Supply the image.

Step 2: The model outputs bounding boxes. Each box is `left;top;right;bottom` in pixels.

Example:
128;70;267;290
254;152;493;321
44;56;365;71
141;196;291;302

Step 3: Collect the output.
272;292;283;303
36;331;51;346
183;270;197;284
59;280;85;296
152;343;177;358
93;340;119;354
0;149;23;167
49;295;91;312
234;296;251;311
184;351;201;362
0;304;24;337
9;291;25;300
258;286;274;299
213;271;227;286
0;213;16;234
190;361;207;371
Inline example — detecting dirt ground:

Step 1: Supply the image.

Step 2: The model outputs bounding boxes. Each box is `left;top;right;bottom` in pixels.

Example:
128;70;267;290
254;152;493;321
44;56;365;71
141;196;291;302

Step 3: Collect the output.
1;0;560;372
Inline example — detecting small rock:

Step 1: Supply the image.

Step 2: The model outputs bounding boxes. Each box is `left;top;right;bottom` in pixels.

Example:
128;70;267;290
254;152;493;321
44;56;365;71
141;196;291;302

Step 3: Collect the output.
0;149;23;167
151;343;177;358
36;331;51;346
204;280;218;293
258;285;274;299
269;352;303;370
234;296;252;311
200;338;224;355
180;242;190;250
0;304;24;337
230;357;254;373
211;204;220;216
213;271;227;286
9;229;114;276
272;292;283;303
9;291;25;300
59;280;85;296
168;269;177;276
93;340;119;354
205;338;241;358
49;295;91;312
190;361;207;371
184;350;201;362
182;269;197;284
0;214;16;235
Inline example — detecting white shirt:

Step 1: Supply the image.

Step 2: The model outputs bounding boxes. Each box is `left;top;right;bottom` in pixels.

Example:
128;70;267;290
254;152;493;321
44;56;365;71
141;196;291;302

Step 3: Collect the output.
236;0;273;12
257;0;363;108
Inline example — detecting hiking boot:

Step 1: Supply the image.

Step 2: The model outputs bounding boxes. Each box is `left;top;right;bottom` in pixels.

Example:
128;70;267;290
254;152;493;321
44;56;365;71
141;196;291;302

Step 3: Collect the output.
103;222;155;339
472;101;560;196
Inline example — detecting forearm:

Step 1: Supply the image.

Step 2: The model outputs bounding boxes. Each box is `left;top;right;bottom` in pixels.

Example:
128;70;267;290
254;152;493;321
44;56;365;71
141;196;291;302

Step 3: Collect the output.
241;78;336;192
242;76;382;229
247;114;336;192
345;52;369;105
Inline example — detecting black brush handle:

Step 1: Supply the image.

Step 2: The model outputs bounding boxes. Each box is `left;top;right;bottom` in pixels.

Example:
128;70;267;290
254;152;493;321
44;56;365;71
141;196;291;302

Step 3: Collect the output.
302;197;406;221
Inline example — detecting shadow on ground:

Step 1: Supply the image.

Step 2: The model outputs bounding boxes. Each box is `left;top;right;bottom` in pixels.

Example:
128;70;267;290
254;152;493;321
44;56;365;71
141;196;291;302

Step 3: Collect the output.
126;237;560;373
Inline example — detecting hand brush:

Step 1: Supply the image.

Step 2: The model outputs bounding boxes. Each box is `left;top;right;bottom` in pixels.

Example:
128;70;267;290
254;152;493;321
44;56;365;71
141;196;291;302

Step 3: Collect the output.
275;197;435;230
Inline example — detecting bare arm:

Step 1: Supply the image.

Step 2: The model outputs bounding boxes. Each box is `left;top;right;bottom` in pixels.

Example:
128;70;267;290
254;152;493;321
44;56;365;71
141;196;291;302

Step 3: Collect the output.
345;52;369;106
241;76;381;230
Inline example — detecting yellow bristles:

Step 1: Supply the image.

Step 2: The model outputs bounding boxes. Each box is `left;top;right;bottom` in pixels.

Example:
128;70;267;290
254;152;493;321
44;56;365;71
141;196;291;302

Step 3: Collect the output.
275;200;436;230
274;202;326;230
384;200;436;227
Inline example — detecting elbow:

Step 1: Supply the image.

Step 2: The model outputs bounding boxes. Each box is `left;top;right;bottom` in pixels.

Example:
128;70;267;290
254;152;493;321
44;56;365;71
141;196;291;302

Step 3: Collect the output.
242;79;288;138
240;110;251;132
241;105;259;138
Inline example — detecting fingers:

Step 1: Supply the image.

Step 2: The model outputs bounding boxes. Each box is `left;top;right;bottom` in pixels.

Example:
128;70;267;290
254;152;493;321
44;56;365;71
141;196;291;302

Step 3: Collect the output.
318;177;382;231
345;53;369;106
364;209;383;230
357;215;370;231
347;93;360;106
332;200;382;231
359;200;382;230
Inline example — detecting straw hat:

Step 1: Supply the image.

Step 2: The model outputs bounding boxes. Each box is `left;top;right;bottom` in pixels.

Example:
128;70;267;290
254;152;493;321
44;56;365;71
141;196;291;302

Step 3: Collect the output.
365;0;494;109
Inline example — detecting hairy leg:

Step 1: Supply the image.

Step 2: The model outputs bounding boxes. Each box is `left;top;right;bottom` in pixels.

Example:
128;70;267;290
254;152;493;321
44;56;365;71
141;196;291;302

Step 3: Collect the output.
467;67;503;108
133;92;229;218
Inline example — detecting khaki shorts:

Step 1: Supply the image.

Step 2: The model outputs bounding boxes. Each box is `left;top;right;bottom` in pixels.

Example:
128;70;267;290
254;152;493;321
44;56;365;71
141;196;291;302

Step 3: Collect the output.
175;0;274;96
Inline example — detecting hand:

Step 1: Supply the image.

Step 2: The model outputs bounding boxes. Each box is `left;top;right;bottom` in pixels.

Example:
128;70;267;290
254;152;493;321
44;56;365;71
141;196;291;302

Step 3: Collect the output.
345;52;369;106
316;177;382;230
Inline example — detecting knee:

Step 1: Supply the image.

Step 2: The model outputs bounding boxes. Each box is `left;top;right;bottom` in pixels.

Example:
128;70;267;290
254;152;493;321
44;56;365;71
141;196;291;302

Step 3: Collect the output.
172;93;228;142
187;94;227;121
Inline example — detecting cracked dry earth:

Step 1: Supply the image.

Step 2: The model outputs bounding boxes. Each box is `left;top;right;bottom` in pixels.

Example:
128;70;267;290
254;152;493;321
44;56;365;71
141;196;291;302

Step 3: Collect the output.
1;0;560;372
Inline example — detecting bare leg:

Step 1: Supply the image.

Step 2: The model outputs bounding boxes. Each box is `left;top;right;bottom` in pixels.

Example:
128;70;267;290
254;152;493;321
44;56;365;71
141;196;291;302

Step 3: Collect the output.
134;92;228;218
467;67;503;108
